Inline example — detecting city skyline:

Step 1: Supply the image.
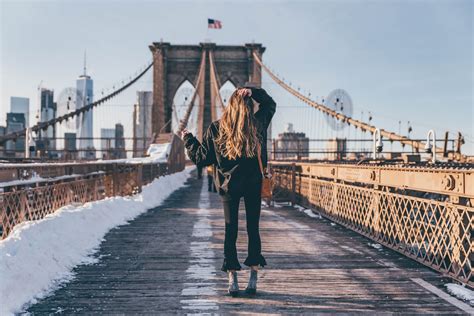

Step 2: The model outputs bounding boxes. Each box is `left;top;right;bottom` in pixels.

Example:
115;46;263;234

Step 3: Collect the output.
1;0;472;154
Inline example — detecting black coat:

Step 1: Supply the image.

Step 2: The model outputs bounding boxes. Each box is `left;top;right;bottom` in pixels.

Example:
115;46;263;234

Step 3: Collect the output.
183;87;276;195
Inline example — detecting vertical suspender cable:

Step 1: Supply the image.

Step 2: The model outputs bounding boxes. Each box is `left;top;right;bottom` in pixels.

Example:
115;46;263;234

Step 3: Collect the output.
252;52;453;158
177;50;206;134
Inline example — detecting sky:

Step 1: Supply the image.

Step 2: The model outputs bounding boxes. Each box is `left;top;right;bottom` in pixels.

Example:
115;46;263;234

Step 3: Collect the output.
1;0;473;154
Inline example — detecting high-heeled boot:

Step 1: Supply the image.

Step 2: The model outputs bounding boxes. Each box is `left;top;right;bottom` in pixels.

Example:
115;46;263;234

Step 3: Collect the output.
245;270;258;295
228;271;239;297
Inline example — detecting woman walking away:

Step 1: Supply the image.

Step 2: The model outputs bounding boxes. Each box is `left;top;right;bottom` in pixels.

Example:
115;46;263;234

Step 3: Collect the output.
182;86;276;296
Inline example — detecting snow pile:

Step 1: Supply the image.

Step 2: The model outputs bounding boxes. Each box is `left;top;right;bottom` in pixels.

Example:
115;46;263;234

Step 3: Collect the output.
294;204;305;211
0;167;194;315
0;174;44;188
294;204;323;219
0;173;106;189
146;142;171;162
445;283;474;305
94;143;171;164
273;202;290;208
369;243;383;251
303;209;322;219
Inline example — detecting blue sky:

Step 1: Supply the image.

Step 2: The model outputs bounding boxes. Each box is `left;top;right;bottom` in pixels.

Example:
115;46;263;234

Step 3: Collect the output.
1;0;473;154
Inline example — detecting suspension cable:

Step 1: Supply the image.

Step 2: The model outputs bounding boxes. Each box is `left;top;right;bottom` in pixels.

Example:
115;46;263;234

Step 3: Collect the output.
177;50;206;133
252;52;454;157
0;61;154;144
208;50;225;113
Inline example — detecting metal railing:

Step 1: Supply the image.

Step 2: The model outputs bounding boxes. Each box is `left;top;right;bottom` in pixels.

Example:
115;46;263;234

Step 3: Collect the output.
270;161;473;287
253;52;468;162
0;133;185;239
1;136;155;160
269;138;460;161
1;162;159;239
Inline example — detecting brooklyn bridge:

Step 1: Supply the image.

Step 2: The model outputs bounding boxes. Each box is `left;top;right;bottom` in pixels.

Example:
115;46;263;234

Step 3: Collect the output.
0;42;473;314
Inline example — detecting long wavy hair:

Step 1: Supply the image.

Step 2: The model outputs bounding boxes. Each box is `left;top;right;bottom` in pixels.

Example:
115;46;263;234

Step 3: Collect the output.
215;90;260;160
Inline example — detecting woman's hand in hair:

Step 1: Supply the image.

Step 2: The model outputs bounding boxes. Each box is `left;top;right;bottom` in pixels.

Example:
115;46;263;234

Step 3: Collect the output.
181;129;192;140
237;88;252;98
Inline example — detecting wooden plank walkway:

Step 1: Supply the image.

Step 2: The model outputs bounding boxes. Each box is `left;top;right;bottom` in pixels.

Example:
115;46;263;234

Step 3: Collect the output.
27;170;468;314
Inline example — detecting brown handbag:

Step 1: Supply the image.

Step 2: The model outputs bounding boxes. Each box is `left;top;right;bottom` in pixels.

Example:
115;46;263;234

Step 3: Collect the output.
257;144;273;199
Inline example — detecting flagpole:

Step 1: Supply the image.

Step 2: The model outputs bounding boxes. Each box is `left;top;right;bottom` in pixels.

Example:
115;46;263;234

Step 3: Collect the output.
205;20;210;43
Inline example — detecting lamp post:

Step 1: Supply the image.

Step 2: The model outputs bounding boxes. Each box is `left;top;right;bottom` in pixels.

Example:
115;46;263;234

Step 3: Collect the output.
425;129;437;163
373;128;383;159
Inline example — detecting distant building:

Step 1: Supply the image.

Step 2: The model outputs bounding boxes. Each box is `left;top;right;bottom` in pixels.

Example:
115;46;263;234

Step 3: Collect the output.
274;123;309;160
133;91;153;157
10;97;30;127
100;128;115;159
64;132;77;160
326;138;347;160
6;113;26;157
76;65;95;159
39;88;57;152
99;124;125;160
64;133;77;151
0;125;6;158
114;123;126;159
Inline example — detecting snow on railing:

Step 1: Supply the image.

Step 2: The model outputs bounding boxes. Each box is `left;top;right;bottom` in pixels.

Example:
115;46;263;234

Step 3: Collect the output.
0;135;186;239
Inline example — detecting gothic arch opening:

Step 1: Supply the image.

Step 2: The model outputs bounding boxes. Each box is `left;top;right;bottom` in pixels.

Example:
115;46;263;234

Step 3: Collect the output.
171;80;199;136
150;42;265;135
216;80;236;118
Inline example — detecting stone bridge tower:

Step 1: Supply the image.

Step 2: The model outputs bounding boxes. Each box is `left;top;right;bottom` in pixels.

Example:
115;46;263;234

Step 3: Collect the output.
149;42;265;139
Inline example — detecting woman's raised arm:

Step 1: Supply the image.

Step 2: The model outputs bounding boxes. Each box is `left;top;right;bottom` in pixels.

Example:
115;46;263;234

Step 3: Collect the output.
251;87;276;129
182;125;217;168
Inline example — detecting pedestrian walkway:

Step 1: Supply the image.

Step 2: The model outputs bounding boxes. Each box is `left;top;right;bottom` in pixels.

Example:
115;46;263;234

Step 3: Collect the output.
28;171;468;314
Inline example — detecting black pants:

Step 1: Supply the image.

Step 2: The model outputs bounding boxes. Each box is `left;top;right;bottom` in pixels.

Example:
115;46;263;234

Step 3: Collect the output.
208;175;217;192
220;177;267;272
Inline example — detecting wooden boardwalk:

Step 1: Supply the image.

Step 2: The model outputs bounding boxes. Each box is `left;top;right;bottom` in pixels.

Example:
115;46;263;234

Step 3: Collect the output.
28;171;469;314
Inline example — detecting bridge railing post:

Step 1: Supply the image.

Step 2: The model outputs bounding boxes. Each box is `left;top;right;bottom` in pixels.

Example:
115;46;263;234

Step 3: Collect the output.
308;165;314;206
272;139;276;160
112;163;120;196
291;162;296;206
136;164;143;194
93;176;98;201
447;200;462;275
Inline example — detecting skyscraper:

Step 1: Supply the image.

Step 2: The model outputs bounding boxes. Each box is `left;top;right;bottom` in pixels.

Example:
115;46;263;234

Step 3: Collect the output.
0;125;6;158
76;56;95;159
100;128;115;159
10;97;30;127
39;88;57;152
133;91;153;157
64;132;77;160
6;113;26;157
114;123;126;159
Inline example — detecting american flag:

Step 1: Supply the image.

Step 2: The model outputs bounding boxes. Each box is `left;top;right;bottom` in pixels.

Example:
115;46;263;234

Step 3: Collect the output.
208;18;222;29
